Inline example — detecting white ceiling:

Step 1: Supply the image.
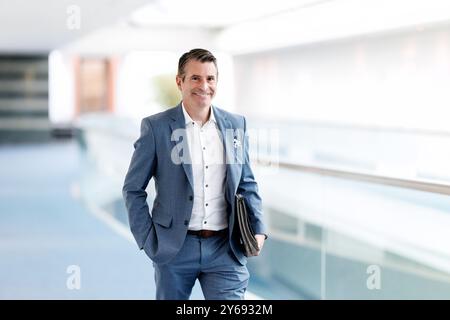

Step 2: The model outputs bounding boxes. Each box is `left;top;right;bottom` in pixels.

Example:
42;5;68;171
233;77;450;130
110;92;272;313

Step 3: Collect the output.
0;0;151;53
129;0;326;27
2;0;450;55
0;0;329;53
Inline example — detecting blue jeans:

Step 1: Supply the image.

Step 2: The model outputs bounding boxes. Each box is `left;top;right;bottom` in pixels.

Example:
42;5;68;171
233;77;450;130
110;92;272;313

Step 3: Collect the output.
153;233;249;300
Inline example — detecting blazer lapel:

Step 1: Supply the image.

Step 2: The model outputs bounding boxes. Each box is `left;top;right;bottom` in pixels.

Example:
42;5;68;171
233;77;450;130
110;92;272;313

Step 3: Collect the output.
213;106;238;202
169;104;194;190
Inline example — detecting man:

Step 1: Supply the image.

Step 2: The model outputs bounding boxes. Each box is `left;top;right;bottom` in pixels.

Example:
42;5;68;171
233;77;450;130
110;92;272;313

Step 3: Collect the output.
122;48;267;300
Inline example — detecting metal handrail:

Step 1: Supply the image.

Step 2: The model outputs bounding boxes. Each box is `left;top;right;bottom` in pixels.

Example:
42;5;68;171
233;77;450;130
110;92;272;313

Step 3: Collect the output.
254;159;450;196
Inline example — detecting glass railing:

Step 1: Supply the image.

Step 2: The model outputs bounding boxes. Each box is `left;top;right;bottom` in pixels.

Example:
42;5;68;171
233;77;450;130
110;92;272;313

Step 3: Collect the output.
247;164;450;299
76;113;450;299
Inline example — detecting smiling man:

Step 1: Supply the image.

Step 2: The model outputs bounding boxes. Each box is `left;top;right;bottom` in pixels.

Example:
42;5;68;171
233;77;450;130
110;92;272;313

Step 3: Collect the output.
122;48;267;300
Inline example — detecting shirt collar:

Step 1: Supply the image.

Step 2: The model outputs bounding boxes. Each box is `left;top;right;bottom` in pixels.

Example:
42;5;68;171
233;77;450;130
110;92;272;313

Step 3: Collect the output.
182;102;216;125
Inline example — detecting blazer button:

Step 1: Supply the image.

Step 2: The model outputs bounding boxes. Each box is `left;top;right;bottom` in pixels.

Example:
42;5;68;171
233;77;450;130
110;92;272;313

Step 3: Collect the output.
189;196;193;201
184;220;189;226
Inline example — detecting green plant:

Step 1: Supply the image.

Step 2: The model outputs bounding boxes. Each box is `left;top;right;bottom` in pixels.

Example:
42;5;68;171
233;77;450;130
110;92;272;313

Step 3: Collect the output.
152;74;181;109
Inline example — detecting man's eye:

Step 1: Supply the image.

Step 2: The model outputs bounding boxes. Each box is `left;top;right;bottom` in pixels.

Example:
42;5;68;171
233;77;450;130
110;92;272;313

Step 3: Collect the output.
191;77;199;81
208;77;215;82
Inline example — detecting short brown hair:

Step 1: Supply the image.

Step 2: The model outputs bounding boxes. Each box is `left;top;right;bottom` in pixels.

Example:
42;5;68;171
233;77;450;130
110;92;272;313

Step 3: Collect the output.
177;48;218;80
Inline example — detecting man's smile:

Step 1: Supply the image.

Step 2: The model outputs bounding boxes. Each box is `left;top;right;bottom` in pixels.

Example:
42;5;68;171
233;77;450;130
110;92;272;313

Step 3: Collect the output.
192;91;212;97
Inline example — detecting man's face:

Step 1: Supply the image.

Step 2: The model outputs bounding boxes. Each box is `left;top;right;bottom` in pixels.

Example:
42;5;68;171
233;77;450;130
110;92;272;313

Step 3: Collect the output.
176;60;217;109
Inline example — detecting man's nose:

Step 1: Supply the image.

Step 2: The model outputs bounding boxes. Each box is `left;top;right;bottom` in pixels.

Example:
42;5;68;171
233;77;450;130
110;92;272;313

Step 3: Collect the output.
199;79;208;91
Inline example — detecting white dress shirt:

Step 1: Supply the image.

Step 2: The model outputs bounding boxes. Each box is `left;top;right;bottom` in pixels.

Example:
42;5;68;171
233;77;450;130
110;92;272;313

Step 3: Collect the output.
182;103;228;231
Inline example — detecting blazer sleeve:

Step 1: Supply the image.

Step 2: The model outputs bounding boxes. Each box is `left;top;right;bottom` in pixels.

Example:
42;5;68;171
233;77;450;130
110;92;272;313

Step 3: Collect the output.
236;116;268;239
122;118;157;249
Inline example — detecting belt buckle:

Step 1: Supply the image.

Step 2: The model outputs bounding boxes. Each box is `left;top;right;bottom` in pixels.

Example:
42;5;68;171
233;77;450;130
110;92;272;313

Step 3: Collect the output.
200;230;214;238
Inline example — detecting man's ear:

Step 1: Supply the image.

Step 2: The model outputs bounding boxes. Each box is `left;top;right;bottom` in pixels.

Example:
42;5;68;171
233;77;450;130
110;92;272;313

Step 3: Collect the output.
175;75;182;90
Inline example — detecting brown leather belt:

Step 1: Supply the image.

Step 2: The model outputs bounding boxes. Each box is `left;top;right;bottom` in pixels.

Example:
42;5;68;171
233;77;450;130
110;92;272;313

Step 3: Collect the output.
187;228;228;238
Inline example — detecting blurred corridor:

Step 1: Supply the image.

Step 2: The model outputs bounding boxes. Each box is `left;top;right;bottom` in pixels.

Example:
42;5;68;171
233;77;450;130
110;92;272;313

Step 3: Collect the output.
2;0;450;299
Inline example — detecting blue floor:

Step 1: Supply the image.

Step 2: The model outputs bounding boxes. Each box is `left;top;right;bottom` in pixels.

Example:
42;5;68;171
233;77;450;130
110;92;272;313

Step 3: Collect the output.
0;140;204;299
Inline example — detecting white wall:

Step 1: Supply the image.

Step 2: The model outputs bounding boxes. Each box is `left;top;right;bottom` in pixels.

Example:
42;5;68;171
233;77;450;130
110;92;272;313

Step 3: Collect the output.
49;50;75;127
233;24;450;133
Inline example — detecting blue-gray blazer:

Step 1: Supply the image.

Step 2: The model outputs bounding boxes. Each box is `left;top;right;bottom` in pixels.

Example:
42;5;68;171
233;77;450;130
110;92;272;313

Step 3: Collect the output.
122;103;266;265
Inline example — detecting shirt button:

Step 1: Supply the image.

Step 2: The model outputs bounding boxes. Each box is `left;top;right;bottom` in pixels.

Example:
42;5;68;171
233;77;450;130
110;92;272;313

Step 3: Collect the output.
204;221;207;224
203;147;206;150
205;165;208;169
205;203;208;207
205;184;208;188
